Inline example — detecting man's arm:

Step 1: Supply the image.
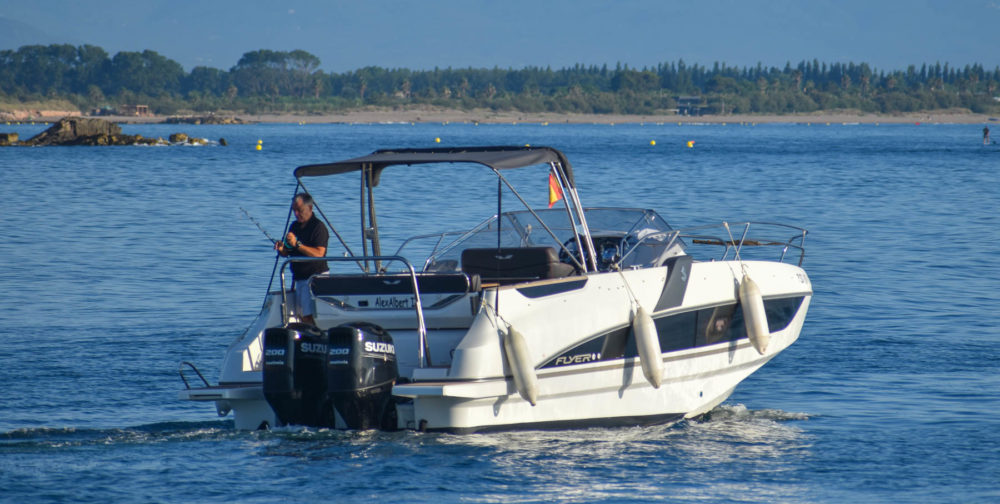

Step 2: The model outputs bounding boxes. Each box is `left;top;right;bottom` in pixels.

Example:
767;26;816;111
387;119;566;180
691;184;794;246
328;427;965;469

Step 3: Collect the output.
285;232;326;257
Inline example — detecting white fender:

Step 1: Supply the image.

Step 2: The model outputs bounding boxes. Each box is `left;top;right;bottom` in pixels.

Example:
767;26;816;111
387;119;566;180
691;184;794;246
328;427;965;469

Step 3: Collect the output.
633;306;662;388
739;274;770;354
503;324;538;406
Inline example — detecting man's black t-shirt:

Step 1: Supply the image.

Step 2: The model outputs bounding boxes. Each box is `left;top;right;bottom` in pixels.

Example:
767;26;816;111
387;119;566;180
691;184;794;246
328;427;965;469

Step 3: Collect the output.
288;214;329;280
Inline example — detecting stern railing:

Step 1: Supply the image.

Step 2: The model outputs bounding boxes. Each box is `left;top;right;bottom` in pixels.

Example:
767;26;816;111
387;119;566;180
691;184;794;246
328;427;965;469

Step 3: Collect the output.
279;255;432;368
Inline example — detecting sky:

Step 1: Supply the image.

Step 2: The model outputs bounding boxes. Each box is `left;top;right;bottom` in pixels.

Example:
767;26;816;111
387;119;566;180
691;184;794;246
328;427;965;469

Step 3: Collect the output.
1;0;998;73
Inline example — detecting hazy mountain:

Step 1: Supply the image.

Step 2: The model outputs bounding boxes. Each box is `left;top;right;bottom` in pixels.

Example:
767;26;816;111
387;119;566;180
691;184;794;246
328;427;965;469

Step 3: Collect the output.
0;1;997;72
0;16;75;48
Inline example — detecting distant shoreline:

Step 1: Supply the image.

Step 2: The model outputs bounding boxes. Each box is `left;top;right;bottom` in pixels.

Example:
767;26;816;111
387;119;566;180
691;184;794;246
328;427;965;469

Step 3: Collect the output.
4;108;996;125
87;110;1000;126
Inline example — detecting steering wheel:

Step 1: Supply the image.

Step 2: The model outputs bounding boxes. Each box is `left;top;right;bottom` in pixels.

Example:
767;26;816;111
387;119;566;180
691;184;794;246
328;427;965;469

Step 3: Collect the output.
559;235;626;271
594;236;623;270
558;236;584;265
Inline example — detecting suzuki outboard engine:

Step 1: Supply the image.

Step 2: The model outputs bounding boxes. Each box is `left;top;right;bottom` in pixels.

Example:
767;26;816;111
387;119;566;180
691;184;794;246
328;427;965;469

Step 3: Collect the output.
262;323;331;428
327;322;399;430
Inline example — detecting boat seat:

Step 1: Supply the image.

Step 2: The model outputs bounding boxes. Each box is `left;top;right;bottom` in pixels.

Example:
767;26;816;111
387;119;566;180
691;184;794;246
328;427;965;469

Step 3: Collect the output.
461;247;576;285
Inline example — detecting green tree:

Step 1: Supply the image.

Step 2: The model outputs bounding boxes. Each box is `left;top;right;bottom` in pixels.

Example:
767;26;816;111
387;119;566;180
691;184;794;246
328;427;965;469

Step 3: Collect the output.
109;50;183;96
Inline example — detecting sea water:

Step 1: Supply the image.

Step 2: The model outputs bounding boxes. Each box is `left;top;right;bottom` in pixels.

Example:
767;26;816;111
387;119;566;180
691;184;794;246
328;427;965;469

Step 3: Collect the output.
0;121;997;503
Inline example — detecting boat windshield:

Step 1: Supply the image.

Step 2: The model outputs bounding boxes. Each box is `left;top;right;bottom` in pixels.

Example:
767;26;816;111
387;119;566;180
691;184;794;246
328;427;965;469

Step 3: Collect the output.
393;207;684;273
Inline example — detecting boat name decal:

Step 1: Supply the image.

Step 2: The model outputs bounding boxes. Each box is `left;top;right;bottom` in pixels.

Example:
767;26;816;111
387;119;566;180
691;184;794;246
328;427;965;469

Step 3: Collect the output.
364;341;396;355
373;296;415;309
554;352;601;366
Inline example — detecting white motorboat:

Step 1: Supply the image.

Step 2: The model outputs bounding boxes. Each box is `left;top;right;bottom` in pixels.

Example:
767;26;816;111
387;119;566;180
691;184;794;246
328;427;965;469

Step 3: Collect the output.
179;146;812;432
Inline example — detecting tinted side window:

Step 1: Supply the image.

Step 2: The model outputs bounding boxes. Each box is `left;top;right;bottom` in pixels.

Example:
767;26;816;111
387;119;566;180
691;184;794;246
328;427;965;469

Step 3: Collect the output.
765;296;804;332
600;327;629;361
696;304;737;347
654;310;697;352
539;296;804;368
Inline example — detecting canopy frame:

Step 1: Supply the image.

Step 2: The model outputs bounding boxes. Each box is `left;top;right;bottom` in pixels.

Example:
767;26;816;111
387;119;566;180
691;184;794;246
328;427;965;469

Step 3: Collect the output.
292;146;595;274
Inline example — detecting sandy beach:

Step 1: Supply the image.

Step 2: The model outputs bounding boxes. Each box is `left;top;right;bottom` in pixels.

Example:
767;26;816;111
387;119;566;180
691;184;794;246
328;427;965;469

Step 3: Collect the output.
4;106;996;125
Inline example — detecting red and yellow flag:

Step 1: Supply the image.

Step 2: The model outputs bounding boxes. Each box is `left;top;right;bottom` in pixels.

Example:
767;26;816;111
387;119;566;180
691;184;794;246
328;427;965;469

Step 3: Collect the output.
548;173;564;208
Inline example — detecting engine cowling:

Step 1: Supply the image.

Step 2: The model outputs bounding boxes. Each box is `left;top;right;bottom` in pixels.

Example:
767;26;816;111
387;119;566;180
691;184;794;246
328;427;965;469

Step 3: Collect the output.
327;322;399;430
262;323;331;428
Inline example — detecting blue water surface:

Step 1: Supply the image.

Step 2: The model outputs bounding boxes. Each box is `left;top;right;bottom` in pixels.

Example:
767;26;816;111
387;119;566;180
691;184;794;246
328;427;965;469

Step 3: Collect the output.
0;121;997;503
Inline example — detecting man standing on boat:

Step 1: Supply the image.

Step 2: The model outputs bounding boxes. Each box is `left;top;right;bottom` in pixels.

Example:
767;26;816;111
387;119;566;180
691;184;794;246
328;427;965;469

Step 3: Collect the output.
275;193;328;326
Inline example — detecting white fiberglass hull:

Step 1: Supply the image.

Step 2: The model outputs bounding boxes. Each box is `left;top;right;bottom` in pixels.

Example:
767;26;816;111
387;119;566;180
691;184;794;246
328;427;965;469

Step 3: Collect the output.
182;259;810;432
396;260;810;432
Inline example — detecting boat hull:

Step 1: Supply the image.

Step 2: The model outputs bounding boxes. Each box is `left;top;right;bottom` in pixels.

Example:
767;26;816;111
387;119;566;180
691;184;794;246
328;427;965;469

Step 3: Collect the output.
399;304;807;432
183;259;810;432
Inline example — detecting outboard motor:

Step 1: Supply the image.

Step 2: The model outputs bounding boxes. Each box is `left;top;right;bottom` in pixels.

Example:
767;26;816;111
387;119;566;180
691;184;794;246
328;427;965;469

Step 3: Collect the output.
262;323;331;428
327;322;399;430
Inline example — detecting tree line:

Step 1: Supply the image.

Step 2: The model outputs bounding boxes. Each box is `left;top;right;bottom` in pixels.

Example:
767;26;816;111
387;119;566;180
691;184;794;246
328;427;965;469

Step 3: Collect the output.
2;44;998;116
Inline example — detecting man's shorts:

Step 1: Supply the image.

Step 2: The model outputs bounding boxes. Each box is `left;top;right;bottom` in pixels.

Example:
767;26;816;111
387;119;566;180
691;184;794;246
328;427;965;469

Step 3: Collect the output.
293;277;317;317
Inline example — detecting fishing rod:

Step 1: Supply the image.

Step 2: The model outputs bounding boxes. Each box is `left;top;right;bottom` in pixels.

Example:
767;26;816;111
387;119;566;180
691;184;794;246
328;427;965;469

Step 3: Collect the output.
240;206;291;248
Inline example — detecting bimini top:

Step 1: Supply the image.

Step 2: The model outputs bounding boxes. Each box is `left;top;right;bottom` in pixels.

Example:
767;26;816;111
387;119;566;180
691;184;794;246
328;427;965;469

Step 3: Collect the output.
294;145;575;187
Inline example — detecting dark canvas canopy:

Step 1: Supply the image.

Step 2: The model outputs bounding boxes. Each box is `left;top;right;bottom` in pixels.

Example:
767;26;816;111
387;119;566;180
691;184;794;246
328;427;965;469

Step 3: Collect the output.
294;146;575;187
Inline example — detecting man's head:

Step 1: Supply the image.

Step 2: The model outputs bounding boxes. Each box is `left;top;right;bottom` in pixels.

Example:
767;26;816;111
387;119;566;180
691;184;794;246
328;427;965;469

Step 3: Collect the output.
292;193;314;223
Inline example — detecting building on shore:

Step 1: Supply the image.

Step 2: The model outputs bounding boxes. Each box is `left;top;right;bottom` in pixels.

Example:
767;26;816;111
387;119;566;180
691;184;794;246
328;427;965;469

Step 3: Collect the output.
118;104;151;116
674;96;703;116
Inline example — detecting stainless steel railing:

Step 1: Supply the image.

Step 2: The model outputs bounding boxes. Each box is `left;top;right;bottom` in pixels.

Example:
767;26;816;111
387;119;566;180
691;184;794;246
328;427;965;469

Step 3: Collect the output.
279;255;431;368
620;221;808;267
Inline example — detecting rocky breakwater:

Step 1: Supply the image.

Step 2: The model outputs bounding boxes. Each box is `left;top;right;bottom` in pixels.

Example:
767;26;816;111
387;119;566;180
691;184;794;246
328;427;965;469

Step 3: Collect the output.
0;117;218;146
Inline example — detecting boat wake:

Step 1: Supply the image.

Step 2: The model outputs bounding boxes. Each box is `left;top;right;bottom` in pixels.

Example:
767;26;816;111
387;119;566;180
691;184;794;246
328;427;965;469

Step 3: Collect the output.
0;420;235;450
1;404;810;453
697;403;811;423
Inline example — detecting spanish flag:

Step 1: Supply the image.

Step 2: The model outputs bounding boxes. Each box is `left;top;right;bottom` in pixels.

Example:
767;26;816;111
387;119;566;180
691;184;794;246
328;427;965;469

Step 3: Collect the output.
548;173;564;208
